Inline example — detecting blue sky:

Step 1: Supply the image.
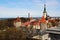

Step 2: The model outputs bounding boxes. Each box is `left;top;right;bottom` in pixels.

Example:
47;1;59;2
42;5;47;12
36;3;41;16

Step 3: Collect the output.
0;0;60;18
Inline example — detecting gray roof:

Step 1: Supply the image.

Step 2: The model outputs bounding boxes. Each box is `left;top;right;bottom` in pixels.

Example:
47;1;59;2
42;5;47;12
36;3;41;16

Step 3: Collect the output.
46;27;60;34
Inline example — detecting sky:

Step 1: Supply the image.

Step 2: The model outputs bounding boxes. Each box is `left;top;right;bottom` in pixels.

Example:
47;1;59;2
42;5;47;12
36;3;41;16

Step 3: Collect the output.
0;0;60;18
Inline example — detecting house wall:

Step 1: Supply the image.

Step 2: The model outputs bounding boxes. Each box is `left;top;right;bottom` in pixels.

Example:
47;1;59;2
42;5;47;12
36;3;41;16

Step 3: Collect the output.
14;22;21;27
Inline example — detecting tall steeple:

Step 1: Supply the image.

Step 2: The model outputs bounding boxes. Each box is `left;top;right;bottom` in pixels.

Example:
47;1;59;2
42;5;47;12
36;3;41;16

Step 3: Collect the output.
28;13;30;18
43;4;47;18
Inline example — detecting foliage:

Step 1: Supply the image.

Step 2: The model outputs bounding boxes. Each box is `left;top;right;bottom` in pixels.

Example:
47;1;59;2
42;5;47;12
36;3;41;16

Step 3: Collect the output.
0;17;28;30
0;27;27;40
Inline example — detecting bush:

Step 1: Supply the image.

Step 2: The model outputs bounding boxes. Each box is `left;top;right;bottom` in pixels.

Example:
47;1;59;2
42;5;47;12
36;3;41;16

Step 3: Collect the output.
0;27;27;40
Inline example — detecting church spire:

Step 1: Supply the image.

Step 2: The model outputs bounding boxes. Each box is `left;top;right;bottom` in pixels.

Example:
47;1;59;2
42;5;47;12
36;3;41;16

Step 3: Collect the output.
43;4;47;18
43;4;47;13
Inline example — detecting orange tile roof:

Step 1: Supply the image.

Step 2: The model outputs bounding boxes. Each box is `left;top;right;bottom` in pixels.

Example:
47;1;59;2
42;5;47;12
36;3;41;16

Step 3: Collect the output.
48;20;56;22
23;21;30;26
40;16;46;23
33;22;37;25
37;22;40;25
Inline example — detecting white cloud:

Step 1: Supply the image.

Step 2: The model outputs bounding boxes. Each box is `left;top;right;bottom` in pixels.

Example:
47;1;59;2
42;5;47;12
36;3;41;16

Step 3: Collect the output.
32;0;59;7
0;7;42;18
32;0;41;3
0;0;60;18
48;10;60;17
46;0;59;7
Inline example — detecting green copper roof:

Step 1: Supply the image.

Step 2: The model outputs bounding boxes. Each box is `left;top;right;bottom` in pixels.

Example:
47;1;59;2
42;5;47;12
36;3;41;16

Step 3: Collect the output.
43;4;47;13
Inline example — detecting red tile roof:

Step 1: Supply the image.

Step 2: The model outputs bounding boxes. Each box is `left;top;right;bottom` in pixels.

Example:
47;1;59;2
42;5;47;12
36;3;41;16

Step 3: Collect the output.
40;16;46;23
23;21;30;26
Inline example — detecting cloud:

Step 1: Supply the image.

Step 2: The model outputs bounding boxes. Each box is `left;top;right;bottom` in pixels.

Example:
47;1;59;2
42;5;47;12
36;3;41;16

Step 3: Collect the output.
32;0;59;7
48;10;60;17
0;0;60;18
0;7;42;18
32;0;41;3
46;0;59;7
